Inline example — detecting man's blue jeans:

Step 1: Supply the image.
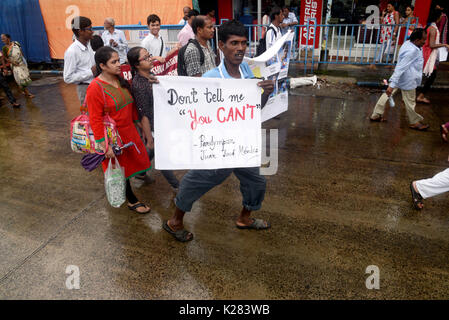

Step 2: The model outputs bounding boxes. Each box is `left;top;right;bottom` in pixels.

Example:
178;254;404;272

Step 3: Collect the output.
174;167;266;213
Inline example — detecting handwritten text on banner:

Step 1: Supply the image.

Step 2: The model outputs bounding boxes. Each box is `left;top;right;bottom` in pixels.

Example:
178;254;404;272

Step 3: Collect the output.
153;76;262;170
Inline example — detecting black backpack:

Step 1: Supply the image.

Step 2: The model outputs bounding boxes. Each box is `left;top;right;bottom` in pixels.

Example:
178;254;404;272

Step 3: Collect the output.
177;39;205;76
255;26;276;57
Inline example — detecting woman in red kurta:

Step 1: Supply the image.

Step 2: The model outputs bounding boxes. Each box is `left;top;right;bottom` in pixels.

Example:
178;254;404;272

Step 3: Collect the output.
86;46;151;213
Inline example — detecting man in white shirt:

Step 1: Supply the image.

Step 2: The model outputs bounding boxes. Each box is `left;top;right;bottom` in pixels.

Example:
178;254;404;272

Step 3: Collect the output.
177;9;199;46
101;17;128;64
141;14;180;64
280;6;298;35
63;16;96;104
178;6;191;25
266;8;283;49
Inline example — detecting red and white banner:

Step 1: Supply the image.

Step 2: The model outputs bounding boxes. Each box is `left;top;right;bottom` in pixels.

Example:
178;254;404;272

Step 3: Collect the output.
299;0;323;49
151;49;179;76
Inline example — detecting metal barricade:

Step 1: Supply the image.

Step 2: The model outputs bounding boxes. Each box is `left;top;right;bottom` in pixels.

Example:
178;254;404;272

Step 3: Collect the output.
94;18;418;75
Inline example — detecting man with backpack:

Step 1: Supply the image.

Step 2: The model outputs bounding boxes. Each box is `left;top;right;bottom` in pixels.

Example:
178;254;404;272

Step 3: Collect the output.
255;7;283;57
266;8;283;50
177;15;216;77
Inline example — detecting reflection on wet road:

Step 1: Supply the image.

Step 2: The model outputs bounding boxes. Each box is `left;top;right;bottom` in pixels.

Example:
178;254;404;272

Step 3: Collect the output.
0;78;448;299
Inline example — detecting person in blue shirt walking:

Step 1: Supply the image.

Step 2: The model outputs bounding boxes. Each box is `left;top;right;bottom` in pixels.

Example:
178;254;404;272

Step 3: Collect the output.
163;20;275;242
370;28;429;131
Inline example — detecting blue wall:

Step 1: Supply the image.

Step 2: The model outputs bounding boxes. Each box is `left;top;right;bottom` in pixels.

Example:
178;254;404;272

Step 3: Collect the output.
0;0;51;62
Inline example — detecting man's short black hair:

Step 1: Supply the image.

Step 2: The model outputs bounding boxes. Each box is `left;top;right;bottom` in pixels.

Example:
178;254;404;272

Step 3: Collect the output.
192;15;209;35
187;9;200;19
409;28;425;42
91;35;104;51
71;16;92;37
270;7;282;21
147;14;161;25
218;19;246;43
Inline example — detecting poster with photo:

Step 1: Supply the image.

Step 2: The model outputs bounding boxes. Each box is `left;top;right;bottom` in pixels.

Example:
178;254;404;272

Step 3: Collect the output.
245;31;294;122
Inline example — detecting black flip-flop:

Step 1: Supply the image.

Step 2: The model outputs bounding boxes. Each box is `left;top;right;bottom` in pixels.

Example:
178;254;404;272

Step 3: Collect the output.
236;218;271;230
163;221;193;242
410;182;424;210
127;202;151;214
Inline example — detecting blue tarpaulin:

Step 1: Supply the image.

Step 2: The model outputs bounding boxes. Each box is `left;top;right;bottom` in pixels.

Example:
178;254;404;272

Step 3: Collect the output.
0;0;51;62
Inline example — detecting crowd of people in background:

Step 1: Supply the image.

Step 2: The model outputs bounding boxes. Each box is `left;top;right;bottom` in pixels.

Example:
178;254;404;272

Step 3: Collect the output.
2;2;449;232
63;6;275;242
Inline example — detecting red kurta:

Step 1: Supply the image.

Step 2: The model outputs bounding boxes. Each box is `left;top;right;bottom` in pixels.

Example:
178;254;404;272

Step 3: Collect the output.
86;77;150;179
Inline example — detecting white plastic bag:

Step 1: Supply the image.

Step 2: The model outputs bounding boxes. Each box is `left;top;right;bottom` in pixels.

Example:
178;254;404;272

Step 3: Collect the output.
104;158;126;208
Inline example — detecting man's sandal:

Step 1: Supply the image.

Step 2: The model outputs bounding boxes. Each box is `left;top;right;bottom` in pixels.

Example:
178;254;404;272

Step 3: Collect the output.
370;116;386;122
410;182;424;210
127;202;151;214
236;218;271;230
163;221;193;242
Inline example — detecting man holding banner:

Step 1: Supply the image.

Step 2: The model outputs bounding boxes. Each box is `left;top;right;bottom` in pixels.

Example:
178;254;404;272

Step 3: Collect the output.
163;20;275;242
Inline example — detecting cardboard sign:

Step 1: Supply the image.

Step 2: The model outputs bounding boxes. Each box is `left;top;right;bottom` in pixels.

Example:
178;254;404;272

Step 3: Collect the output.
153;76;262;170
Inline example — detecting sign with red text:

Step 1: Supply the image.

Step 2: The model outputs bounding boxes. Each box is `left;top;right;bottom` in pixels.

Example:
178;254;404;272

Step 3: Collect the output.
299;0;323;49
153;76;262;169
151;50;179;76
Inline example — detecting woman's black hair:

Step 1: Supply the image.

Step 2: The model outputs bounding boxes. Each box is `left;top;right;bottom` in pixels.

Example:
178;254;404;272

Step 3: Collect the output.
127;46;144;77
387;1;396;9
2;34;11;39
95;46;130;90
90;35;104;52
427;9;442;23
263;7;271;16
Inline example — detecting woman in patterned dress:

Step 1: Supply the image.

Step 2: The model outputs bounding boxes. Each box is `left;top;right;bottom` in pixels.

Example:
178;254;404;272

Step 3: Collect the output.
1;34;34;98
376;2;400;63
416;10;449;104
86;46;151;213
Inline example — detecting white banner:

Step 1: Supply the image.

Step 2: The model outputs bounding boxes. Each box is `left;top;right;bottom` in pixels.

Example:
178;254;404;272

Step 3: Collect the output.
245;31;294;122
153;76;262;170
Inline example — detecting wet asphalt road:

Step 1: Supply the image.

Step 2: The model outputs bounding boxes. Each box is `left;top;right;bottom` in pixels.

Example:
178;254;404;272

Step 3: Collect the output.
0;77;448;299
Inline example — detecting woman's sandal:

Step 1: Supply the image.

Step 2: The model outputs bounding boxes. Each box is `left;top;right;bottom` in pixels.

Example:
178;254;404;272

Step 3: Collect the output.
409;123;429;131
127;202;151;214
410;182;424;210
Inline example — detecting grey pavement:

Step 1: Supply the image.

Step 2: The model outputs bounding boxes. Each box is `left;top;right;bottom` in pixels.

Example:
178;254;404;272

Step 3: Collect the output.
0;76;448;299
